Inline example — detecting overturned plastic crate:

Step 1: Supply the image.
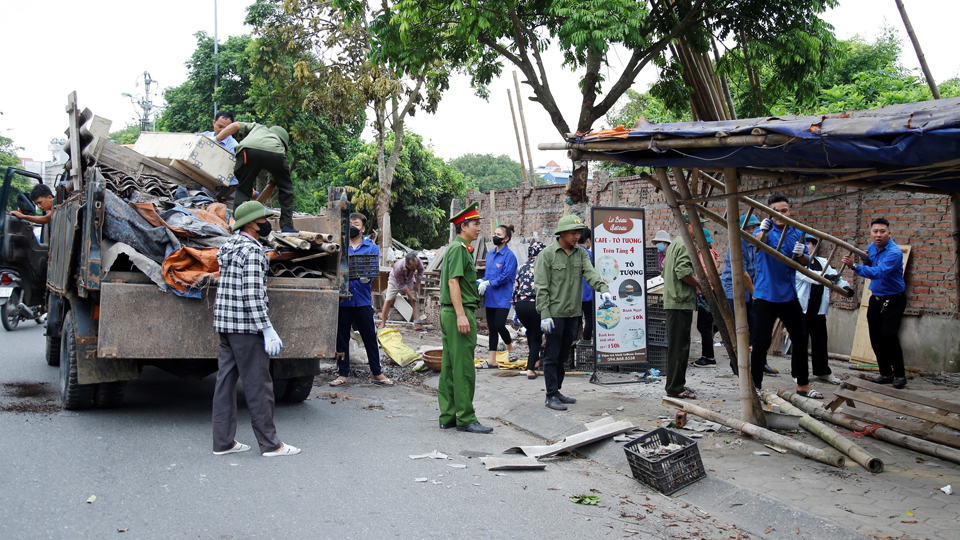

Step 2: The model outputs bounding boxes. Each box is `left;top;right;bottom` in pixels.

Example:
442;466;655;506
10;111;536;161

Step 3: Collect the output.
644;247;660;278
348;254;379;280
574;340;594;369
646;293;665;320
624;427;706;495
647;318;667;346
645;344;667;372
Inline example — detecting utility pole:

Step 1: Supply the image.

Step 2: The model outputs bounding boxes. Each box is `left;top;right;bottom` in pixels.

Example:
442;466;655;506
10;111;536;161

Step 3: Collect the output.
141;72;156;131
894;0;940;99
213;0;219;117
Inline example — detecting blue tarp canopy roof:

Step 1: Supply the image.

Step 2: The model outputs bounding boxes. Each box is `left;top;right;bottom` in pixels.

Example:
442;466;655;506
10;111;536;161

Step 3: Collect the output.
564;98;960;193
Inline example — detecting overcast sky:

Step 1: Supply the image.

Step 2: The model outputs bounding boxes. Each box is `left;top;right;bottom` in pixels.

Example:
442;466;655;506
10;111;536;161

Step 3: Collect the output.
2;0;957;168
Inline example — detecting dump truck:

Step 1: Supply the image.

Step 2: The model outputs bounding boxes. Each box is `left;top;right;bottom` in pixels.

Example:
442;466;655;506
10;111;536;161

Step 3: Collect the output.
1;92;353;409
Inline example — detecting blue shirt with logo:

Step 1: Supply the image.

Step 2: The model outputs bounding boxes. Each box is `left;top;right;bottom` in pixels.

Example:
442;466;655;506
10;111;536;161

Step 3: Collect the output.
753;224;807;303
581;247;594;302
483;244;518;309
340;236;379;307
854;238;906;297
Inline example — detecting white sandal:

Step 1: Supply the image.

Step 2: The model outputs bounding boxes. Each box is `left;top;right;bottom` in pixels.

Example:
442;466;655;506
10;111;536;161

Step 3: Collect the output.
262;443;301;457
213;441;251;455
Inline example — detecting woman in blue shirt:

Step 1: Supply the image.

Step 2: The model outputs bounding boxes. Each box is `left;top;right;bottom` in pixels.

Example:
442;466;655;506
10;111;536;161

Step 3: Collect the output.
479;225;518;368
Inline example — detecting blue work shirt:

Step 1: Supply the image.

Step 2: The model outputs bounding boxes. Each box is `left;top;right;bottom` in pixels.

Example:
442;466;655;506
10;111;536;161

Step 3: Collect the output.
483;244;518;309
721;240;757;301
201;131;238;154
753;224;807;303
853;238;906;296
340;236;379;307
581;247;594;302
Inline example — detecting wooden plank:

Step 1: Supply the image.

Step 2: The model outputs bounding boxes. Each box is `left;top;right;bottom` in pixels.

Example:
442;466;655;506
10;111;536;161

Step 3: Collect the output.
850;245;911;363
834;389;960;431
840;407;960;449
847;380;960;416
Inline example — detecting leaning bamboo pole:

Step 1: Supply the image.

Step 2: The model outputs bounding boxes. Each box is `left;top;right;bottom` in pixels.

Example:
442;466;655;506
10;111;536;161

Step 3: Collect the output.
763;393;883;473
894;0;940;99
723;168;764;425
506;89;528;185
539;134;792;152
512;72;536;184
662;397;845;467
779;390;960;466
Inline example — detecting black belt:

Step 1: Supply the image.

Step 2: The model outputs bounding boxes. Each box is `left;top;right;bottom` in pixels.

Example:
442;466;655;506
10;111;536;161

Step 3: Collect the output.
871;291;905;301
441;303;478;309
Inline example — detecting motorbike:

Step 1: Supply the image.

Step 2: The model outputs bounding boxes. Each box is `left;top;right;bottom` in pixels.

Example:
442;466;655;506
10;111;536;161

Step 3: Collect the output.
1;269;46;331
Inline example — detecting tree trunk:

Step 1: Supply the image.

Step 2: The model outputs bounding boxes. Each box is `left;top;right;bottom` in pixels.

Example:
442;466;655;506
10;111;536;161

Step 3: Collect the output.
566;160;588;203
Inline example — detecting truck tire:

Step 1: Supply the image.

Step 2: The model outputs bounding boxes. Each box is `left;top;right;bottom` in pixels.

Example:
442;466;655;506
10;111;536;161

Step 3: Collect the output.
272;378;289;402
2;288;21;331
60;309;95;410
282;375;314;403
45;335;61;367
93;381;127;408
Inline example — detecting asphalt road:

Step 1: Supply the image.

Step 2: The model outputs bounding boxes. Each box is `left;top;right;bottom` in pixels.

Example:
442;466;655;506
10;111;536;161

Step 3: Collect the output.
0;324;693;540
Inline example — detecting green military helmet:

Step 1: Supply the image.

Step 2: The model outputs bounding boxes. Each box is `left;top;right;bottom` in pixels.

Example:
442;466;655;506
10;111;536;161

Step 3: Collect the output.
232;200;276;232
268;126;290;149
554;214;587;235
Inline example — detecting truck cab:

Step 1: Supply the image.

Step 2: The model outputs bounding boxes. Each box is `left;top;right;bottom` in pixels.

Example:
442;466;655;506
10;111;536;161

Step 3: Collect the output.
0;168;49;330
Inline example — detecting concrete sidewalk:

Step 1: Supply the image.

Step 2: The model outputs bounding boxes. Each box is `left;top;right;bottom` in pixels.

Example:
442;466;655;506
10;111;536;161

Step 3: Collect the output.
418;345;959;540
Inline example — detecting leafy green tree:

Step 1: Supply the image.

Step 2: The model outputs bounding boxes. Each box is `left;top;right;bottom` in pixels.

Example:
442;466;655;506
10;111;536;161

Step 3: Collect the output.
1;135;33;211
109;124;141;145
340;132;466;249
449;153;528;192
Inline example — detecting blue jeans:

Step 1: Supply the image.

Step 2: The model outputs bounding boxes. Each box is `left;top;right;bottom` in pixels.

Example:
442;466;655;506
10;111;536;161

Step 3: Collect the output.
727;297;757;347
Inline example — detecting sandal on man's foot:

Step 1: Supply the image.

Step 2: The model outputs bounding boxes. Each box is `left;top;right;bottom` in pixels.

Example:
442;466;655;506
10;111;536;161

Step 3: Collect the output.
371;378;394;386
797;388;824;399
527;371;538;380
329;378;347;387
669;388;697;399
213;441;251;455
509;351;518;361
262;443;301;457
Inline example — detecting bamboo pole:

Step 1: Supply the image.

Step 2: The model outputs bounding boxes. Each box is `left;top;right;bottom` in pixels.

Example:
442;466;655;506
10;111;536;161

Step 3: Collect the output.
539;134;792;152
662;397;845;467
506;89;529;185
778;390;960;466
712;38;737;119
953;195;960;313
723;168;765;425
894;0;940;99
512;72;536;182
763;393;883;473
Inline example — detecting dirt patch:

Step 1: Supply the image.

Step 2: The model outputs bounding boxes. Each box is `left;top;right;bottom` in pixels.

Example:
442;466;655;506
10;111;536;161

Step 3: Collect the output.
0;382;60;414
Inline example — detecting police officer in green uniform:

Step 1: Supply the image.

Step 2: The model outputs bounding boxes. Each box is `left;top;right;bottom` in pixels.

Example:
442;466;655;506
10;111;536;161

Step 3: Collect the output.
438;202;492;434
535;215;613;411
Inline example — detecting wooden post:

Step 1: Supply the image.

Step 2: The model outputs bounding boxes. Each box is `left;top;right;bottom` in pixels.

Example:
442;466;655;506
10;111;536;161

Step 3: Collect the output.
381;211;392;266
895;0;941;99
512;71;536;182
489;190;497;237
612;179;620;207
953;195;960;314
507;89;529;184
449;198;461;243
724;168;766;425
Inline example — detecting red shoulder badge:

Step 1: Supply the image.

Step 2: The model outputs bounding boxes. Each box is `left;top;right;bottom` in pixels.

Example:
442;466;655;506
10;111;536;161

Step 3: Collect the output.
459;241;473;253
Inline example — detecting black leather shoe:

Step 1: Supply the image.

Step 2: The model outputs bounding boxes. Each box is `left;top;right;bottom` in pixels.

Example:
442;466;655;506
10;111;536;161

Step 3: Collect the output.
763;364;779;375
545;396;568;411
456;422;493;434
439;421;456;429
892;377;907;389
869;375;894;385
556;393;577;404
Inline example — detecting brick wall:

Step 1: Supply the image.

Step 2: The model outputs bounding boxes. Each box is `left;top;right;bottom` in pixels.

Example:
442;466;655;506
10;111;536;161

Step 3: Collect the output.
467;172;957;316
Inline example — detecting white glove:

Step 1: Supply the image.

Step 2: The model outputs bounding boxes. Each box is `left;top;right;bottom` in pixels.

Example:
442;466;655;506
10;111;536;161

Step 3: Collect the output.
792;241;804;257
599;292;614;304
263;326;283;356
540;318;555;334
759;218;773;232
478;280;490;295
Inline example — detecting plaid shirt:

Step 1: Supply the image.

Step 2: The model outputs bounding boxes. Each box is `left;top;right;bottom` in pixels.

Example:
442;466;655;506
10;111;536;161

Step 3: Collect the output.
214;233;271;334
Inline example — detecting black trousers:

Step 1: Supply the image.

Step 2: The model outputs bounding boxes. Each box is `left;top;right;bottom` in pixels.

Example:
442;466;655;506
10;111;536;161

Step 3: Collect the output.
696;305;715;359
727;298;757;347
234;147;295;229
542;316;578;398
867;292;906;378
752;299;808;389
514;301;542;369
581;301;594;341
665;309;693;396
486;307;512;353
804;310;831;377
336;305;382;378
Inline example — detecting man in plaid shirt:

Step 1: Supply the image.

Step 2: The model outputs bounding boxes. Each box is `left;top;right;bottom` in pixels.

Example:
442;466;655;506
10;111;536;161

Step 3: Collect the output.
211;201;300;457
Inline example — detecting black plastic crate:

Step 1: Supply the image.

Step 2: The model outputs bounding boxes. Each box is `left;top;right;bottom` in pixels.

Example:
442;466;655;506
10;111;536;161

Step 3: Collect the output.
348;253;379;280
574;340;594;369
645;344;667;371
644;247;659;275
646;293;665;320
647;318;667;346
624;427;706;495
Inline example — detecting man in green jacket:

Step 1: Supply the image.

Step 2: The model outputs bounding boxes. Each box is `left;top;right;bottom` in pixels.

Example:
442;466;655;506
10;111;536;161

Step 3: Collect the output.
663;215;701;399
438;202;492;434
535;215;612;411
216;121;298;236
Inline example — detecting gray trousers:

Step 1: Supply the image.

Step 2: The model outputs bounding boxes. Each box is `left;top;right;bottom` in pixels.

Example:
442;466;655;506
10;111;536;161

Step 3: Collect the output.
212;332;281;454
665;309;693;396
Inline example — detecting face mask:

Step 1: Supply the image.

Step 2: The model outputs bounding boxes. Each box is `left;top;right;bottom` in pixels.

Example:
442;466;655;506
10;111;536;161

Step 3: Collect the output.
492;236;504;246
657;243;667;253
256;221;272;238
349;226;361;239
